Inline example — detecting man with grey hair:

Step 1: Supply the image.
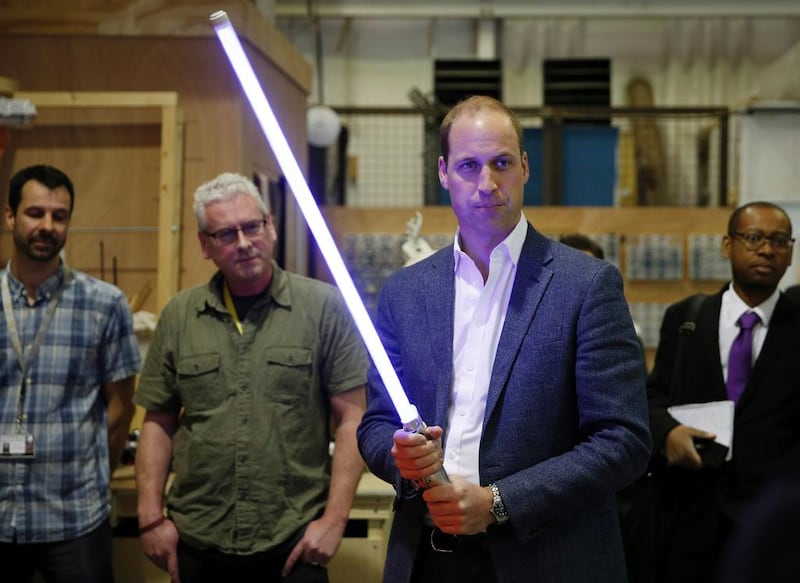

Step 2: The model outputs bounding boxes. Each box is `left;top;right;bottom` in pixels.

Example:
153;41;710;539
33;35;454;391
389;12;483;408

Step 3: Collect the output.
135;172;368;582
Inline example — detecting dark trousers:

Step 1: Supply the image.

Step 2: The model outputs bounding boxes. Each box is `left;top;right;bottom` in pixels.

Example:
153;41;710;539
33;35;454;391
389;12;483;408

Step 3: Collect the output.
654;471;735;583
410;526;497;583
177;538;329;583
0;519;114;583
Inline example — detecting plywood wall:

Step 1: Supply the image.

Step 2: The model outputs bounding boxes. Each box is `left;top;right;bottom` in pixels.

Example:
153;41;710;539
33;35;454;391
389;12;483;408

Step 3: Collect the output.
0;3;311;312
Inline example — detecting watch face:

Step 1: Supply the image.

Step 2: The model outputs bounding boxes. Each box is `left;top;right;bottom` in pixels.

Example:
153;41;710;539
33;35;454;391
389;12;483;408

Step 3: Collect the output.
492;508;508;523
490;485;508;523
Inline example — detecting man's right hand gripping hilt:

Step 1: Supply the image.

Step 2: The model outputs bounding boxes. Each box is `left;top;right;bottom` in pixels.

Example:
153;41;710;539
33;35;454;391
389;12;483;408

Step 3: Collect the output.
402;416;450;488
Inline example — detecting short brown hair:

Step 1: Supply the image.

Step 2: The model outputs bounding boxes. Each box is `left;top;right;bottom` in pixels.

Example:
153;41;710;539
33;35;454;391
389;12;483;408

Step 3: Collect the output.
439;95;523;164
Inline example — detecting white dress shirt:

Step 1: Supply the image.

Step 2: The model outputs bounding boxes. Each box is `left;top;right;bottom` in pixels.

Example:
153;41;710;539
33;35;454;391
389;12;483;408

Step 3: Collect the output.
443;214;527;485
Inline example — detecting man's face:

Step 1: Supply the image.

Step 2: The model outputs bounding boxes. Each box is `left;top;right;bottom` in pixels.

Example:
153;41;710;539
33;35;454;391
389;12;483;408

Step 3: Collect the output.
723;206;793;292
198;193;277;294
4;179;71;264
438;109;529;248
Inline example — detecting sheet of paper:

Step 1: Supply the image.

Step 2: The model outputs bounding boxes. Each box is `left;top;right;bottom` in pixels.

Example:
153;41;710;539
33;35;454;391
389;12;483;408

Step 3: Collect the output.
667;400;734;461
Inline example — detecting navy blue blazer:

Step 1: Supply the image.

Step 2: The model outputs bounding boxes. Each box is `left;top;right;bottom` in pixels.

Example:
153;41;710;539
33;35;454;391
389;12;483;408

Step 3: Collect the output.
357;224;651;583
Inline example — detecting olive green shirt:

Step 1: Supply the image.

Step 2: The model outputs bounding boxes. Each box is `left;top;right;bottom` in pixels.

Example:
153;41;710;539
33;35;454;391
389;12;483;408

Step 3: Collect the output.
135;264;368;554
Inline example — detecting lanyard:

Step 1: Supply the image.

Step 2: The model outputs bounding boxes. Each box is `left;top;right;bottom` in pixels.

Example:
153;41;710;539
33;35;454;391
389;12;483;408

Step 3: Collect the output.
1;267;72;431
223;282;243;336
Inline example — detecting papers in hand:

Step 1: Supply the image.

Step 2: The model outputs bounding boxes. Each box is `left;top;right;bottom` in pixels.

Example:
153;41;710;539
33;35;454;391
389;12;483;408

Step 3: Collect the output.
667;400;734;461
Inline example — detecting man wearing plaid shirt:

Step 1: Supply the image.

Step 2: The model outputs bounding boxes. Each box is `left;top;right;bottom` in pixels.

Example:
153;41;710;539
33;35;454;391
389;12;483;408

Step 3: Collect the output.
0;165;141;583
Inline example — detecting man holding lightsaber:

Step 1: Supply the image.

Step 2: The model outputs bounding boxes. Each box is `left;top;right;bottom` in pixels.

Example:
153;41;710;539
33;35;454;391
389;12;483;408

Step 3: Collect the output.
357;96;652;583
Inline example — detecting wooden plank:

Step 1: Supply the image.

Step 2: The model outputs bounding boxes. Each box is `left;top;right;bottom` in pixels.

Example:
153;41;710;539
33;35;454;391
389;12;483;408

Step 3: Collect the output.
157;103;184;311
28;107;163;126
0;1;312;96
17;91;178;108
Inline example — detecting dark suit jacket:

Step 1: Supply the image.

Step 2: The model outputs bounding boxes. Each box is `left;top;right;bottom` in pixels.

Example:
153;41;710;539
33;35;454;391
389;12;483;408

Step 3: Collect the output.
718;469;800;583
357;224;651;583
648;287;800;555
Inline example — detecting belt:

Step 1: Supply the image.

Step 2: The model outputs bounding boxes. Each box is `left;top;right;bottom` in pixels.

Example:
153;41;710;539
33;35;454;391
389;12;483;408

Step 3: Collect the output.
426;526;490;556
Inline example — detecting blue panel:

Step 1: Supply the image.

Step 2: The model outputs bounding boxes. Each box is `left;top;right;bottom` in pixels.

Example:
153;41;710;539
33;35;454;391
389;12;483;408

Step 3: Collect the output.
522;126;618;206
523;128;544;205
562;126;618;206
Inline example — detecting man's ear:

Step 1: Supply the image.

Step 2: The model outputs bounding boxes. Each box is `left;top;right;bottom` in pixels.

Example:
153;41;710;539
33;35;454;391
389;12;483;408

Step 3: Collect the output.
438;156;448;190
198;231;212;260
721;235;731;260
4;205;14;230
521;151;530;184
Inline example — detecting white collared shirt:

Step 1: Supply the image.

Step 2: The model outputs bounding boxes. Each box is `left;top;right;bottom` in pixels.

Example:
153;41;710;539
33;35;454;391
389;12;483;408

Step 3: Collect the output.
719;285;779;382
443;213;527;484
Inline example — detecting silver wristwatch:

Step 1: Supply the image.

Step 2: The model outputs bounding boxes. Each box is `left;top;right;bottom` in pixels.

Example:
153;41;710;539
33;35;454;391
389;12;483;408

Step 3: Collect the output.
489;483;509;524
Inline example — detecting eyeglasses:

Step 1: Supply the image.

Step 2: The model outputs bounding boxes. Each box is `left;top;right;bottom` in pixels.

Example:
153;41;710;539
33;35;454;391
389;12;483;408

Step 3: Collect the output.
204;219;267;245
732;231;795;251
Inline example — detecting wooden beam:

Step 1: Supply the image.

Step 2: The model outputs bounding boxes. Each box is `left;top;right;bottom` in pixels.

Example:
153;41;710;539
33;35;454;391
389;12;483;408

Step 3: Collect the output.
17;91;178;108
158;103;183;311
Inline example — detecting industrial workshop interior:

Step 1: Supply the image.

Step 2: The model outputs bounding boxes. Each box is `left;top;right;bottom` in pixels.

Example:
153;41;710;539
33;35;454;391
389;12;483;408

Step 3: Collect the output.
0;1;799;582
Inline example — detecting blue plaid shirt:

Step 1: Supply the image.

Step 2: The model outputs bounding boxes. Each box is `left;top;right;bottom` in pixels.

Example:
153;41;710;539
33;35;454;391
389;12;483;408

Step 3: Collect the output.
0;264;141;542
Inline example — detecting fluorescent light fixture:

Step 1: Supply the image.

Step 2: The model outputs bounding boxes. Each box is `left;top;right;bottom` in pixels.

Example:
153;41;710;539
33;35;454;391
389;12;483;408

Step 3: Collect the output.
210;10;419;425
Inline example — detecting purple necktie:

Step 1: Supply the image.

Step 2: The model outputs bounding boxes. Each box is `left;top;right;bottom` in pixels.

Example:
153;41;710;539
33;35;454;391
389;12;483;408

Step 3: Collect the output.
726;311;760;403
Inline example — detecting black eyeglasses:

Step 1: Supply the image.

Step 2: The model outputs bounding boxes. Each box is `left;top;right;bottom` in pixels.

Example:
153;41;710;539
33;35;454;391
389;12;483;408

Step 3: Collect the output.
732;231;795;251
204;219;267;245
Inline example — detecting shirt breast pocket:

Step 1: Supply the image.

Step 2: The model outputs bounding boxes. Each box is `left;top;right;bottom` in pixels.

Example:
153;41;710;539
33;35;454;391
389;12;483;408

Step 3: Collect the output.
176;353;223;412
263;347;313;403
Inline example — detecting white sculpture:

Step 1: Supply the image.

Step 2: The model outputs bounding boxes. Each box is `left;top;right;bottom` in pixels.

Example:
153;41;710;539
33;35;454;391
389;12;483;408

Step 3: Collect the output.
401;211;435;267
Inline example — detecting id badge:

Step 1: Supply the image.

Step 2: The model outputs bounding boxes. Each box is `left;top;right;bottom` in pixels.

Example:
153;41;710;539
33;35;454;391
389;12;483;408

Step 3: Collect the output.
0;434;35;459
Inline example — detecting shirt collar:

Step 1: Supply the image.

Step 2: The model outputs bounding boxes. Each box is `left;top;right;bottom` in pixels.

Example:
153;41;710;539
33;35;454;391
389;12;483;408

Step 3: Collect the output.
452;212;527;271
197;261;289;314
722;283;780;327
3;260;68;304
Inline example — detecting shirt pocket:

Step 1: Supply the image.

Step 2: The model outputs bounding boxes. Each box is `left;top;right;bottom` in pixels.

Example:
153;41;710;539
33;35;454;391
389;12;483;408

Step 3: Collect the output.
176;353;223;412
262;347;313;404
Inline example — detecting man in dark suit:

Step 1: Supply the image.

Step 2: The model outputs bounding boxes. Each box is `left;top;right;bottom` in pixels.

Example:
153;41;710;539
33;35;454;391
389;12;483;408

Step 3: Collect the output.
356;95;651;583
647;201;800;583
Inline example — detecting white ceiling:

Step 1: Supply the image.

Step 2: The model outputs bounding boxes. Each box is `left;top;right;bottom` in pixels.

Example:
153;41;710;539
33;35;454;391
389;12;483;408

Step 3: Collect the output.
274;0;800;19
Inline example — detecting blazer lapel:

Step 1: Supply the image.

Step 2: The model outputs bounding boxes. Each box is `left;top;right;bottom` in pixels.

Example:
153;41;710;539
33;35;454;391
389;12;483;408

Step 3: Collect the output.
484;226;552;423
739;295;796;407
697;292;727;399
421;248;456;425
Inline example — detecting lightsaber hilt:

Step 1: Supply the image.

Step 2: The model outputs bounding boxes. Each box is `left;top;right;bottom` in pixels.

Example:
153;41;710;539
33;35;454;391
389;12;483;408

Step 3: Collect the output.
402;415;450;488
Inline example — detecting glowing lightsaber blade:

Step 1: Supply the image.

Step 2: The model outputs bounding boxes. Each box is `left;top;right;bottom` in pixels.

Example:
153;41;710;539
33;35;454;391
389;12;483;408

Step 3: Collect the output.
210;10;426;432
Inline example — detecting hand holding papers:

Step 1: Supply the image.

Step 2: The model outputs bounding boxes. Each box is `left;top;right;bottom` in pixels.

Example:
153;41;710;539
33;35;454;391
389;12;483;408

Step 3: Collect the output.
667;400;734;467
